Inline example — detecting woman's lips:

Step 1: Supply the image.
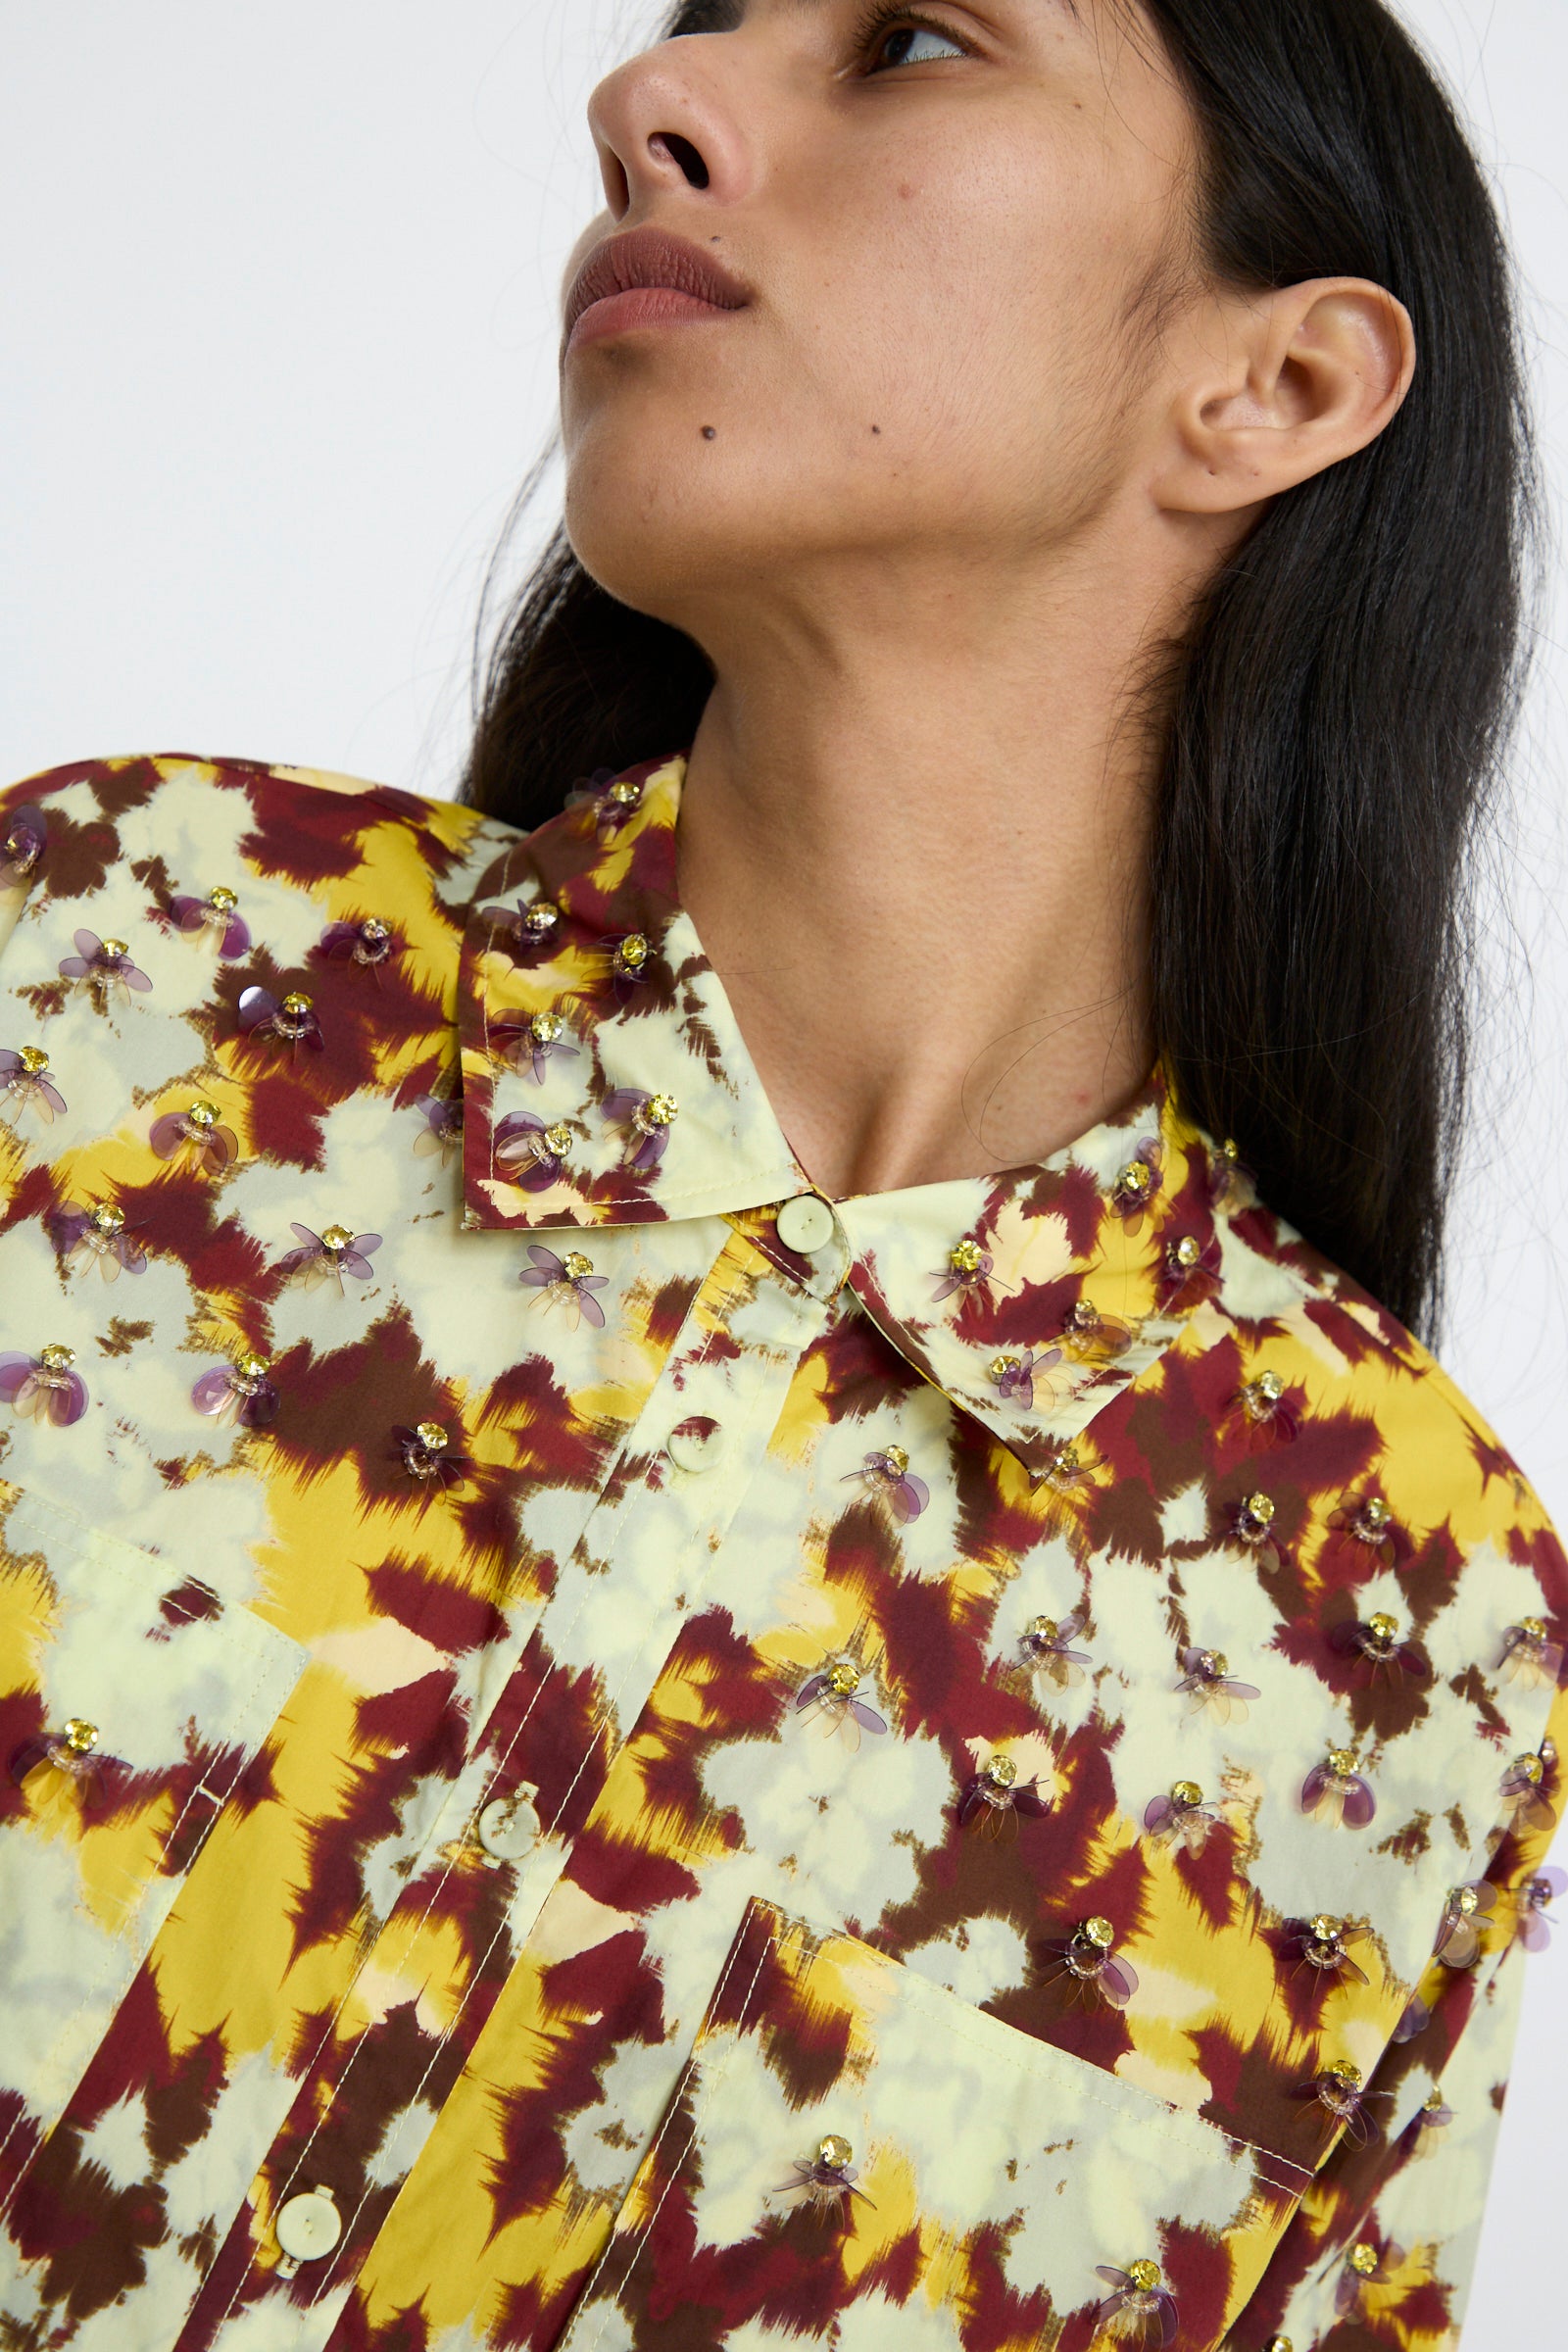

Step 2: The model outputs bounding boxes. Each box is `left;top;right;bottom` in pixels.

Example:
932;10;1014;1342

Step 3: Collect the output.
565;284;745;354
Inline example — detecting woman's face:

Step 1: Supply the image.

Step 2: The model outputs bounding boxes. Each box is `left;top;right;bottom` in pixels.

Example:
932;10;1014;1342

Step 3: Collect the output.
560;1;1204;635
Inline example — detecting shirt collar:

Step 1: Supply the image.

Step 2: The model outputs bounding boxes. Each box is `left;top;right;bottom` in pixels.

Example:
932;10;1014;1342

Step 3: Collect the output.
458;752;1231;1478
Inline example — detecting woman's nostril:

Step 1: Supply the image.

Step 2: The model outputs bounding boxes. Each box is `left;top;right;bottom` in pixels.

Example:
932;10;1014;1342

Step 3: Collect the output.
650;130;710;189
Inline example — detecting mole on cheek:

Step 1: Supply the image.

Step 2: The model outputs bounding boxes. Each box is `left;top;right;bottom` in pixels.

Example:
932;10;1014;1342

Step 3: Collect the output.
702;425;717;439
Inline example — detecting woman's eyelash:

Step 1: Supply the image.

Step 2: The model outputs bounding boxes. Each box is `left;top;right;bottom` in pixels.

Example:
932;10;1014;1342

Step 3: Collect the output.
850;3;973;73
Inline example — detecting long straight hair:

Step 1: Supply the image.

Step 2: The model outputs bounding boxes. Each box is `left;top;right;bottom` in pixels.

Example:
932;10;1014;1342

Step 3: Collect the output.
461;0;1541;1344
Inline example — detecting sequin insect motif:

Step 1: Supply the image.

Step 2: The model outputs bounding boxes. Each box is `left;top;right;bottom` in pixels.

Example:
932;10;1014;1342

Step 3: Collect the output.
1292;1913;1371;1988
566;768;643;845
1300;1747;1377;1829
793;1655;888;1749
1056;1296;1135;1366
1329;1609;1428;1685
1327;1491;1403;1569
1336;2238;1404;2321
238;987;323;1054
1298;2060;1388;2147
411;1095;463;1165
393;1422;471;1497
1229;1488;1284;1568
1093;2259;1178;2344
57;930;152;1006
150;1098;238;1173
170;885;250;957
602;1087;677;1171
0;1345;89;1426
1435;1881;1498;1970
958;1750;1051;1839
9;1714;113;1792
274;1223;382;1295
1515;1866;1567;1953
1156;1229;1221;1310
933;1237;993;1303
0;1045;66;1129
493;1113;573;1192
988;1348;1061;1409
1498;1616;1564;1691
477;896;562;960
611;933;652;987
1143;1780;1218;1855
1108;1140;1163;1234
0;804;45;886
317;915;399;973
1176;1644;1260;1725
1205;1133;1254;1211
1228;1368;1301;1450
1500;1749;1557;1837
191;1351;279;1431
517;1245;610;1330
1019;1608;1091;1691
489;1009;579;1086
1408;2085;1454;2157
1051;1915;1139;2009
48;1201;146;1282
846;1443;929;1524
778;2133;873;2218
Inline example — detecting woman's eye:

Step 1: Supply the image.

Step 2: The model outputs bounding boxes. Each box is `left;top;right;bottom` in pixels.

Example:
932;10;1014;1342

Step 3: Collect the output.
860;12;970;74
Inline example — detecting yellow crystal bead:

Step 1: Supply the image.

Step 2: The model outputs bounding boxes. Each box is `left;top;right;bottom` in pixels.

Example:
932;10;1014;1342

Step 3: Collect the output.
208;886;238;912
100;938;128;959
88;1204;125;1236
1327;1748;1358;1778
1126;2260;1160;2293
816;2133;853;2171
188;1100;220;1128
1245;1491;1276;1525
18;1045;49;1073
1367;1611;1398;1643
985;1753;1019;1789
320;1226;355;1253
63;1718;98;1754
414;1422;448;1452
1348;2242;1379;2278
1171;1780;1203;1808
543;1124;573;1155
279;992;313;1017
39;1344;75;1372
950;1239;984;1274
1082;1915;1114;1949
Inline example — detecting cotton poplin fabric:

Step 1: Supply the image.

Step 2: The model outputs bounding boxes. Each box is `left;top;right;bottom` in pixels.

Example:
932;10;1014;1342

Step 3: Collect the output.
0;748;1563;2352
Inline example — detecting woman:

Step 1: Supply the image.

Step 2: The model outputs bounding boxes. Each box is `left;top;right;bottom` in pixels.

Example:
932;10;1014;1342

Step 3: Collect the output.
0;2;1561;2346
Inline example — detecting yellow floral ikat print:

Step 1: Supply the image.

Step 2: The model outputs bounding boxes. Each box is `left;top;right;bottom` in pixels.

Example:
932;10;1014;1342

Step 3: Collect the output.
0;749;1563;2352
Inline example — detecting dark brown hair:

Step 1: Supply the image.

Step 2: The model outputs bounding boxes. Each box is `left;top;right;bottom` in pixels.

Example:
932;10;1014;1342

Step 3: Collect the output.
461;0;1541;1345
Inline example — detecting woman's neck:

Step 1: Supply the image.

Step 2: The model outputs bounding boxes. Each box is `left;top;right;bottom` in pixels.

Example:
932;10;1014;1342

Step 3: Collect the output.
674;541;1170;1200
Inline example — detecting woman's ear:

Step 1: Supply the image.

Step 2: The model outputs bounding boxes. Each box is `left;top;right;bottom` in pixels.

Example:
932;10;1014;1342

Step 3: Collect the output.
1153;276;1417;516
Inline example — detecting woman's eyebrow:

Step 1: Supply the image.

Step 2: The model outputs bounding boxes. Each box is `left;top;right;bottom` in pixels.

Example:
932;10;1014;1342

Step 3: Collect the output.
674;2;1083;28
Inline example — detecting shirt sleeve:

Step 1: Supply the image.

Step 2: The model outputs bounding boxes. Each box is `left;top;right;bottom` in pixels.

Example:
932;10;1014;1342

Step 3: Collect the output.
1241;1670;1568;2350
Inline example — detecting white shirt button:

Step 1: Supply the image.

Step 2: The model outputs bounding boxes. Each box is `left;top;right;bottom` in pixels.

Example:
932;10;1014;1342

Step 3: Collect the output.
775;1194;836;1255
477;1793;540;1863
275;2188;342;2263
666;1415;726;1474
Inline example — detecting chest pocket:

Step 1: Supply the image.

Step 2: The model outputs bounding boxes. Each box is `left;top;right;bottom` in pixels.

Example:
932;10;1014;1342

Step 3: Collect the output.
560;1895;1307;2352
0;1479;306;2182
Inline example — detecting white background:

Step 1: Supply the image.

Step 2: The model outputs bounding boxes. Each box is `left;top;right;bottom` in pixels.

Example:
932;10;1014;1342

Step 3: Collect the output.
2;4;1564;2340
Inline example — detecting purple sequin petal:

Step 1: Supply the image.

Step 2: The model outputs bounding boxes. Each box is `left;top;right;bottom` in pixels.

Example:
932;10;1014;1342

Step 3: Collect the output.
339;1250;377;1282
577;1290;608;1330
58;956;91;981
1300;1766;1329;1812
0;1355;33;1402
36;1081;66;1119
220;914;252;957
191;1368;235;1415
237;987;275;1032
1345;1780;1377;1829
1144;1796;1173;1833
1102;1956;1138;2005
149;1113;187;1157
53;1372;90;1426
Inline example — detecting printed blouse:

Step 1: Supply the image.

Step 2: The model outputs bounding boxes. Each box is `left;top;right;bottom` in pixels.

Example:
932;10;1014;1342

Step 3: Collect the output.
0;748;1564;2352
